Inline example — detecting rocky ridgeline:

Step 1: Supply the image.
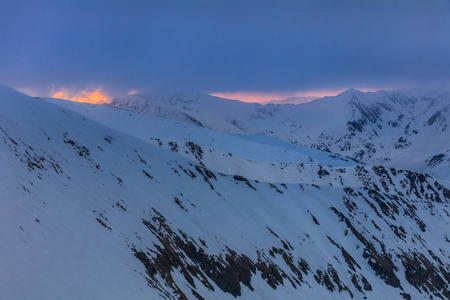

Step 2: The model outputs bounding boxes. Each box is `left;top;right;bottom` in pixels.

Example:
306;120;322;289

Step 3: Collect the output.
2;85;450;299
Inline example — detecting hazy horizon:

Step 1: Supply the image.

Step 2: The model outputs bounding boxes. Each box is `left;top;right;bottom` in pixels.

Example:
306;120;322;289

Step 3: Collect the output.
2;1;450;103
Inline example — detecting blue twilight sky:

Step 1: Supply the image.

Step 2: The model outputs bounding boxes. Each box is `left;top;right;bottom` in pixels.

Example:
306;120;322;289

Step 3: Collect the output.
1;0;450;100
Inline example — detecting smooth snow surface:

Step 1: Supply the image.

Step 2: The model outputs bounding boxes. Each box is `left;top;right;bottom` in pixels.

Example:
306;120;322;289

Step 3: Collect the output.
1;85;450;299
95;89;450;180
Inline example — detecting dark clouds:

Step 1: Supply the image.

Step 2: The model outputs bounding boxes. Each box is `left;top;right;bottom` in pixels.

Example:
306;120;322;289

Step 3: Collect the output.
1;0;450;96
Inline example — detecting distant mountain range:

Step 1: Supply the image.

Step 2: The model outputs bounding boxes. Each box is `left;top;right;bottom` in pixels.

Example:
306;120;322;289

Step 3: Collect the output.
2;84;450;299
260;96;319;105
101;88;450;181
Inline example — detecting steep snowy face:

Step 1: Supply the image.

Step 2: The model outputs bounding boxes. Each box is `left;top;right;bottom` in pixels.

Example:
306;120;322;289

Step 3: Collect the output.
43;97;360;183
3;85;450;300
307;89;450;180
105;89;450;180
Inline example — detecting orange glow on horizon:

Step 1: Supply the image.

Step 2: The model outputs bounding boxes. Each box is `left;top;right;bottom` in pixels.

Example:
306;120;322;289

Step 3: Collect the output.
52;91;65;99
209;88;382;103
51;88;110;104
128;89;140;95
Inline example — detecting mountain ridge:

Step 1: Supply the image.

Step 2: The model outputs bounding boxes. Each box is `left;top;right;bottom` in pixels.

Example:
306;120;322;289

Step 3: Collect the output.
102;88;450;180
2;85;450;299
260;96;319;105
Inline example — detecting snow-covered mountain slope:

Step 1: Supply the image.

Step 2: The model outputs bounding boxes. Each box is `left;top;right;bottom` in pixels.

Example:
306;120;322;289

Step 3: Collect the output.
43;98;359;183
3;85;450;299
260;96;319;105
104;89;450;180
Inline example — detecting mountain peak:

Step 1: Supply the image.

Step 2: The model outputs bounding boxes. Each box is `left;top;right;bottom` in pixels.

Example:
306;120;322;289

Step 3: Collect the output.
3;84;450;299
340;88;364;96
